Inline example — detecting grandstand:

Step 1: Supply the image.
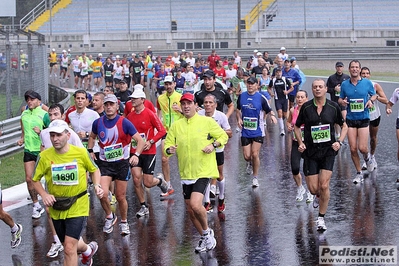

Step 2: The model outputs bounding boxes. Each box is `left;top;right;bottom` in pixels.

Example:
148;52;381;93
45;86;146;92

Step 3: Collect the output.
35;0;263;34
266;0;399;30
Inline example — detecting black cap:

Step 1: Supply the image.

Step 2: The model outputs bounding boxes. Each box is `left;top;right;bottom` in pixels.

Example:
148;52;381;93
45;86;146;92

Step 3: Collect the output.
336;62;344;67
247;77;258;84
243;71;251;77
203;70;215;78
24;90;41;101
275;67;282;72
119;79;127;84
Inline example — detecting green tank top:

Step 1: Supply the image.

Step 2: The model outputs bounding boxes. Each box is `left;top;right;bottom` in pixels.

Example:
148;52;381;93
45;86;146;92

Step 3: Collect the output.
21;107;50;154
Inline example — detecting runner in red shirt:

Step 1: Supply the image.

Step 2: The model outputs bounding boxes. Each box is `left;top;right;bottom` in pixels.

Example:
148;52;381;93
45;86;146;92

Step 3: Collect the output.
207;49;220;70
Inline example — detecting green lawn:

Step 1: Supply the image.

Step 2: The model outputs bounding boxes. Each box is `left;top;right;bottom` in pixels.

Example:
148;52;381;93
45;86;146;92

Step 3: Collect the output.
0;152;26;189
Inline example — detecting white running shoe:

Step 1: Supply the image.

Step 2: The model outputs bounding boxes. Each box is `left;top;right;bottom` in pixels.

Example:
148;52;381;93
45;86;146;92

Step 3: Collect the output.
280;129;285;136
366;158;375;172
353;173;364;184
205;228;216;251
306;192;314;203
316;217;327;231
372;156;377;169
32;206;45;219
246;162;253;175
47;242;64;258
252;177;259;188
296;186;306;202
361;161;367;171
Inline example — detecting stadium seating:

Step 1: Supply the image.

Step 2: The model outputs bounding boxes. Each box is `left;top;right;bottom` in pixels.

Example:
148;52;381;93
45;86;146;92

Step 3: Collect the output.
37;0;260;34
266;0;399;30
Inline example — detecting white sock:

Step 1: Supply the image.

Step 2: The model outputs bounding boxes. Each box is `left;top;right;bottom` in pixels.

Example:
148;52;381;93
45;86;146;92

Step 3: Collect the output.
278;118;284;131
202;228;210;235
204;183;210;203
11;224;18;233
217;179;225;200
34;202;41;209
82;245;92;256
53;234;61;245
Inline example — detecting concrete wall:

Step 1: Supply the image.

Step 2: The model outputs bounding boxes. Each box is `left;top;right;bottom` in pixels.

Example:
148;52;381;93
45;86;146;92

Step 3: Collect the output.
46;29;399;53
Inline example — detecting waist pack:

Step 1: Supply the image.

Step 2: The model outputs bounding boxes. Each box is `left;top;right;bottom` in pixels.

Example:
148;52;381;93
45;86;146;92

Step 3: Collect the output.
52;190;87;211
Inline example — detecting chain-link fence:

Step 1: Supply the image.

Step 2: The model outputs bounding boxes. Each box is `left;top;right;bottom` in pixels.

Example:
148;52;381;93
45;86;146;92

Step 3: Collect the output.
0;29;48;121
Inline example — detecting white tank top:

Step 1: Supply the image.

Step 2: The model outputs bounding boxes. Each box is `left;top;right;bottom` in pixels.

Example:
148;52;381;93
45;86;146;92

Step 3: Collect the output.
369;81;381;121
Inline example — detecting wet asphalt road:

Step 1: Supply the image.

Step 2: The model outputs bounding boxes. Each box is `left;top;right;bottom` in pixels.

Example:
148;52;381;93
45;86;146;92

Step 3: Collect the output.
1;78;399;266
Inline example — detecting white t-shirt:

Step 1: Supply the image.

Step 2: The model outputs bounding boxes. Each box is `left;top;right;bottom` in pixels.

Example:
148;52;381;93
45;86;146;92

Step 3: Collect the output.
198;109;230;152
185;57;195;67
277;53;289;61
172;56;180;64
225;69;237;88
72;59;81;73
389;88;399;118
113;66;123;80
234;56;241;65
40;128;84;150
80;62;88;76
182;71;196;91
68;108;100;152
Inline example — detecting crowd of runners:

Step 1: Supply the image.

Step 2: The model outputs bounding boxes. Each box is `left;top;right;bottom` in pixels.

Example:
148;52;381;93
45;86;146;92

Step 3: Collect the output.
1;46;399;265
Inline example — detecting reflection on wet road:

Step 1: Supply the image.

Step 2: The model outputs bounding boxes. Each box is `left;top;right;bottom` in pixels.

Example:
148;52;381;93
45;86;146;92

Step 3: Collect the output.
1;79;399;265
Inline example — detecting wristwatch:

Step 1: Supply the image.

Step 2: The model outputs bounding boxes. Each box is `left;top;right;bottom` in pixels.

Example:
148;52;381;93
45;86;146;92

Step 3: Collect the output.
85;132;89;138
149;139;155;144
212;142;218;148
338;141;344;146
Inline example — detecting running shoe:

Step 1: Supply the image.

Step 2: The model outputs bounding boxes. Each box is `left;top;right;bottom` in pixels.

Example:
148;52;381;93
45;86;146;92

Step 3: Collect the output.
353;173;364;184
246;162;253;175
252;177;259;188
210;185;216;199
372;156;377;169
313;195;320;208
280;129;285;136
119;222;130;235
47;242;63;258
205;228;216;251
366;158;375;172
156;173;168;194
295;186;306;202
10;224;23;249
103;213;117;233
305;192;314;203
136;205;149;217
361;162;367;171
194;229;215;253
160;185;175;198
195;236;207;253
204;202;213;213
217;198;225;213
81;241;98;266
316;217;327;231
32;205;45;219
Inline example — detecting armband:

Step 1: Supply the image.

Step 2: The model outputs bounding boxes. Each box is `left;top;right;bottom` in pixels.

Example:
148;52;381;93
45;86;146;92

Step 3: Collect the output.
87;149;94;153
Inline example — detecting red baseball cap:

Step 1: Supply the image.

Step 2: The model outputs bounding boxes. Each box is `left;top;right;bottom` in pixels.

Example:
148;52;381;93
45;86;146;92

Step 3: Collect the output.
180;93;194;103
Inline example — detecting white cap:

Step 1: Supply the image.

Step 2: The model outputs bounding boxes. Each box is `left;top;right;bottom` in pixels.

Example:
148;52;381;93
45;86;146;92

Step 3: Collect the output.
98;53;102;57
256;52;262;56
147;46;151;49
68;49;71;52
280;47;286;51
182;49;186;52
20;50;23;52
62;50;66;53
116;55;120;59
133;84;144;91
253;49;258;53
52;48;55;51
130;88;146;99
164;76;174;83
48;120;69;133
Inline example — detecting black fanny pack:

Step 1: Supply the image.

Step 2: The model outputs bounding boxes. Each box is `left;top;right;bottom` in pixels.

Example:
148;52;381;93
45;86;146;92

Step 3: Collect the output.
52;190;87;211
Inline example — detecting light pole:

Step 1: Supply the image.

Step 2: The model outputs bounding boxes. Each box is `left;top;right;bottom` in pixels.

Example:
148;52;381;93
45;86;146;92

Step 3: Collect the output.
212;0;216;49
303;0;307;48
237;0;241;48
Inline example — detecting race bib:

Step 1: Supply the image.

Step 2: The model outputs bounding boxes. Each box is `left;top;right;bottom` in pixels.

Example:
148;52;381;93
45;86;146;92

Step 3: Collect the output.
175;88;183;94
95;66;101;71
82;139;88;149
311;124;331;143
349;99;364;112
261;85;267;91
243;117;258;130
105;71;111;77
131;133;146;149
74;65;79;71
256;74;262;80
51;162;79;186
104;143;123;162
216;76;223;81
159;80;165;87
81;68;88;75
115;72;121;77
134;67;140;73
335;90;340;97
61;61;68;67
369;104;376;113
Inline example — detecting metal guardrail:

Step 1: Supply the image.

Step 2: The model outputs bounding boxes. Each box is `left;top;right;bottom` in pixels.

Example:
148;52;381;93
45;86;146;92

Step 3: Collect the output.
20;0;61;30
0;116;23;158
